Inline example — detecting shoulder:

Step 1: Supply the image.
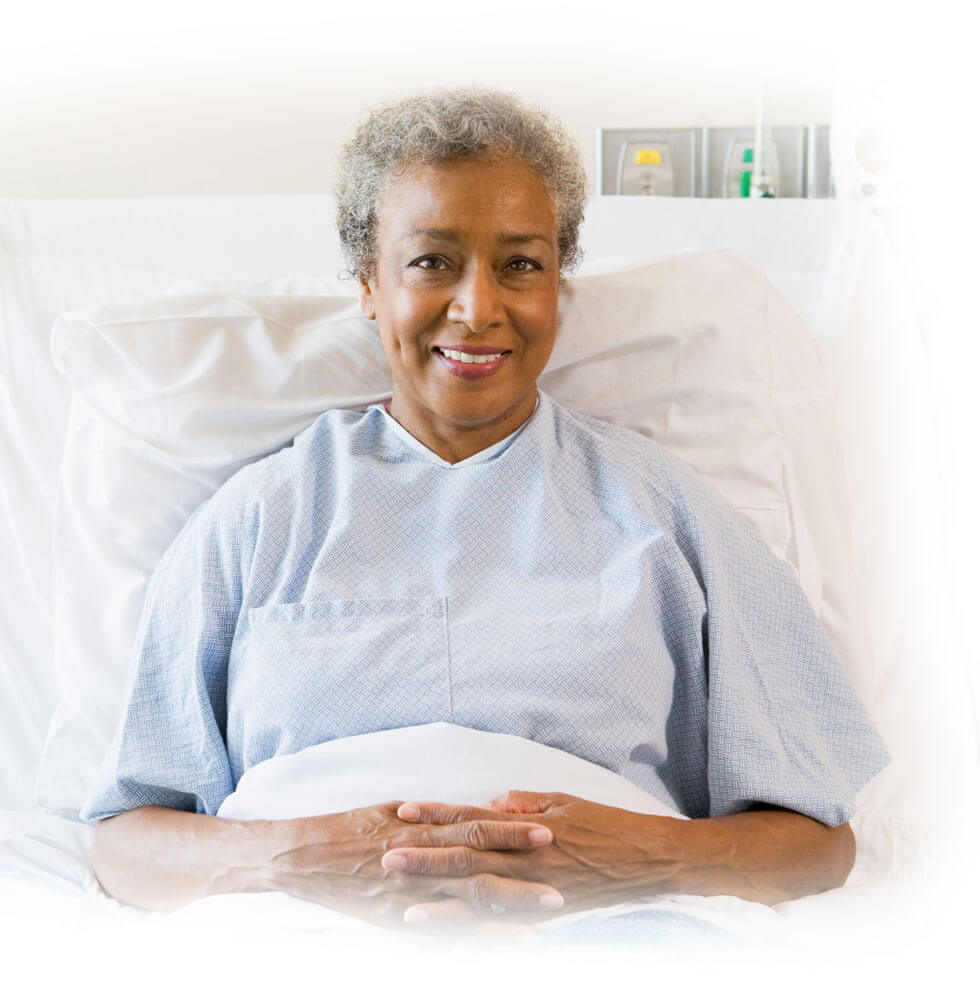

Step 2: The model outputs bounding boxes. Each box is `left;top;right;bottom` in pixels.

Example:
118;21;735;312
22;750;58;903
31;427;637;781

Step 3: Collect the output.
183;407;370;534
542;394;730;523
225;407;366;492
540;394;785;584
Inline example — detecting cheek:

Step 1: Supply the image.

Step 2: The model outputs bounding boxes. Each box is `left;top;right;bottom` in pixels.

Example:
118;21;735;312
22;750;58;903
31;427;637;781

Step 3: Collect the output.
390;294;441;347
521;295;560;349
378;306;439;369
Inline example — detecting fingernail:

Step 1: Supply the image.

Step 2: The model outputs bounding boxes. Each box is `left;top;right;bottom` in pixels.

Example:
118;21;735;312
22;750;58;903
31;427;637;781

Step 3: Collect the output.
382;852;408;871
398;804;421;821
539;892;564;909
529;827;552;845
404;908;429;924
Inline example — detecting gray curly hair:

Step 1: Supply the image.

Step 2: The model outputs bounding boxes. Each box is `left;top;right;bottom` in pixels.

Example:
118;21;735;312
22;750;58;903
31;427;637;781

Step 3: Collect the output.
335;87;587;283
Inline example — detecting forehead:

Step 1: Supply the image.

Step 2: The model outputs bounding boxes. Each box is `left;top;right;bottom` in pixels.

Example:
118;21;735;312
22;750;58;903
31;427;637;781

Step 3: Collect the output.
377;156;558;242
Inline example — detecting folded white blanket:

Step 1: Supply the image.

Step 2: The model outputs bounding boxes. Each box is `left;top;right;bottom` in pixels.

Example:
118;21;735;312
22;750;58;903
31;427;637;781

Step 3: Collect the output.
218;722;686;821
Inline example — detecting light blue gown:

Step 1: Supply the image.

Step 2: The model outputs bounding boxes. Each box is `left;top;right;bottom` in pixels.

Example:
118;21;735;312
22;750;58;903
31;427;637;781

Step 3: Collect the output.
81;392;887;827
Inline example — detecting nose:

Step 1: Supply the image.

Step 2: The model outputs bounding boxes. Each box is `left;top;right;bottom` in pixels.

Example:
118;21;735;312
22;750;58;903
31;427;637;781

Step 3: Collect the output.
447;263;505;334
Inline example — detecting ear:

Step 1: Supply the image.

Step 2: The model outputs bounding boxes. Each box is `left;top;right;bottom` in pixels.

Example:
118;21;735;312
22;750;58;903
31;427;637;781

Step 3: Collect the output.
358;278;377;320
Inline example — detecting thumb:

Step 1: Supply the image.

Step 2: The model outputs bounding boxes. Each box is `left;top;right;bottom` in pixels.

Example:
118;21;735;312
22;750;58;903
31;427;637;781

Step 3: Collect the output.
490;789;561;814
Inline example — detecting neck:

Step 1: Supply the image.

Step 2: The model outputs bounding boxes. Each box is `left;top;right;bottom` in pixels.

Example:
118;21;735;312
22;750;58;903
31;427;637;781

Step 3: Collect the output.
385;391;538;464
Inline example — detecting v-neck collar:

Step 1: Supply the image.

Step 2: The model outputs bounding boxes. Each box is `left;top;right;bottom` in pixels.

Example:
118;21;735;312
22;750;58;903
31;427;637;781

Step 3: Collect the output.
368;397;540;468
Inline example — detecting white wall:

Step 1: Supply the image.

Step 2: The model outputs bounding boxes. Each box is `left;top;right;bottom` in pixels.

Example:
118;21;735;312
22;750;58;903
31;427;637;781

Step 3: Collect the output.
1;2;843;198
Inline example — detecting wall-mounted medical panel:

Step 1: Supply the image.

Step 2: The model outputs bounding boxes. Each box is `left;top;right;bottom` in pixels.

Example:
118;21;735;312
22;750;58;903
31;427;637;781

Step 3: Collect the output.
596;128;700;197
706;126;806;198
597;126;833;198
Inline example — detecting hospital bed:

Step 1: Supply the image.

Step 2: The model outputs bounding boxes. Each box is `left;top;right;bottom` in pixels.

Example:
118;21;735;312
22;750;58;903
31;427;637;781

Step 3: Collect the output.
0;193;976;978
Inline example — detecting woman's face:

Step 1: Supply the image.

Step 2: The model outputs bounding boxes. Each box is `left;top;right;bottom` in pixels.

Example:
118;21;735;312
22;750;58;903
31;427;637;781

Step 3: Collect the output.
359;155;561;462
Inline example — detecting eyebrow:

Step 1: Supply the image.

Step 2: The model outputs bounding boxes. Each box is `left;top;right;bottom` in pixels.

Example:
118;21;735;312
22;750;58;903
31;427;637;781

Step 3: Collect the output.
404;228;552;246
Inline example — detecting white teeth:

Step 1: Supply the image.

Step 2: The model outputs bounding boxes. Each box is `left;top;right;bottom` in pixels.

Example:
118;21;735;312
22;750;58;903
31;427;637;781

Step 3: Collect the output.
439;348;504;364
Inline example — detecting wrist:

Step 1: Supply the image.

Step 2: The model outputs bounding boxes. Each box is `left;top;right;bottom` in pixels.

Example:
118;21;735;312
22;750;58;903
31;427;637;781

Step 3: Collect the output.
637;812;779;899
638;815;733;897
208;816;308;897
627;814;712;896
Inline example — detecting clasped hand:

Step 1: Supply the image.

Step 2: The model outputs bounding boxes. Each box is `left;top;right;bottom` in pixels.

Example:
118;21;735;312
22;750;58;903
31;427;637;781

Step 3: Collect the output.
279;790;673;932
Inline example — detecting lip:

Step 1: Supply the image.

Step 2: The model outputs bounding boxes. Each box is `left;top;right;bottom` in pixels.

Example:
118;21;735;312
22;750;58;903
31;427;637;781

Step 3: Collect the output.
434;348;510;380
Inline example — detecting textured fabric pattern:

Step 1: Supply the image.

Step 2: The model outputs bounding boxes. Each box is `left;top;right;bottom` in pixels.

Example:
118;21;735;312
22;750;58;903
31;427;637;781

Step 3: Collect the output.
80;393;888;825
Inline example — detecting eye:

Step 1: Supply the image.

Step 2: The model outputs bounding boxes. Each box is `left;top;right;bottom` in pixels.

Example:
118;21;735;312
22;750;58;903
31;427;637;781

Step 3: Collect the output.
409;255;449;270
506;257;542;272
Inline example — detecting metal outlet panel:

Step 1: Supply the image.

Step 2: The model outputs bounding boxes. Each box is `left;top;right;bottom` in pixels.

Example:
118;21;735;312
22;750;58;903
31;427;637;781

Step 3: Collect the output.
596;128;699;196
722;137;779;198
705;126;806;198
618;141;675;196
597;125;833;198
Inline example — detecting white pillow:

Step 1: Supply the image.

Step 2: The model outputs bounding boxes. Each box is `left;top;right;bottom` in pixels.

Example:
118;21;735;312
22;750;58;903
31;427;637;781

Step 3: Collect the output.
0;238;182;812
36;250;869;818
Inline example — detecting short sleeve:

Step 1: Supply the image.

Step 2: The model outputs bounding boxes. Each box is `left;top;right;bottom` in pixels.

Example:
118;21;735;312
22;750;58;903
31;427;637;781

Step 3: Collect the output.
676;477;890;827
78;489;246;824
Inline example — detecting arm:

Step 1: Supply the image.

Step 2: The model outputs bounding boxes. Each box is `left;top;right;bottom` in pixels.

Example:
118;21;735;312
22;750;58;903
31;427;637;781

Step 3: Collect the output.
90;806;286;913
656;805;855;904
90;801;564;923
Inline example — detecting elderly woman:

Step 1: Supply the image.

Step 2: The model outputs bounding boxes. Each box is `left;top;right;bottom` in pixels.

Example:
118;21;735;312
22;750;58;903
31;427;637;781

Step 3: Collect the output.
83;88;887;931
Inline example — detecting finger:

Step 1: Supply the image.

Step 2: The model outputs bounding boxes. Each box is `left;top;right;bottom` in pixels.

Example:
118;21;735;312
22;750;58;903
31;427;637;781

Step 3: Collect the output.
394;818;552;852
397;800;498;824
490;789;565;813
435;872;564;914
384;844;509;878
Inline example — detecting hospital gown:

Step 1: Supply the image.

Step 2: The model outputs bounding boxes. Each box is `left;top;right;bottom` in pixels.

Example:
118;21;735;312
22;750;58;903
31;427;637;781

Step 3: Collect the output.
80;392;888;826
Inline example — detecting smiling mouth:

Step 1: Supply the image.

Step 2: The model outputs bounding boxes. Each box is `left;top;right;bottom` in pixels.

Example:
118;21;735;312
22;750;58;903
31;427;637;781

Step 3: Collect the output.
435;346;508;365
433;346;511;379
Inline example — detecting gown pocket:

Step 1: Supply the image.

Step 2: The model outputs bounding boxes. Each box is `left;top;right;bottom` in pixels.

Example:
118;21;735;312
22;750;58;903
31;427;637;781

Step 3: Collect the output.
230;596;451;755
